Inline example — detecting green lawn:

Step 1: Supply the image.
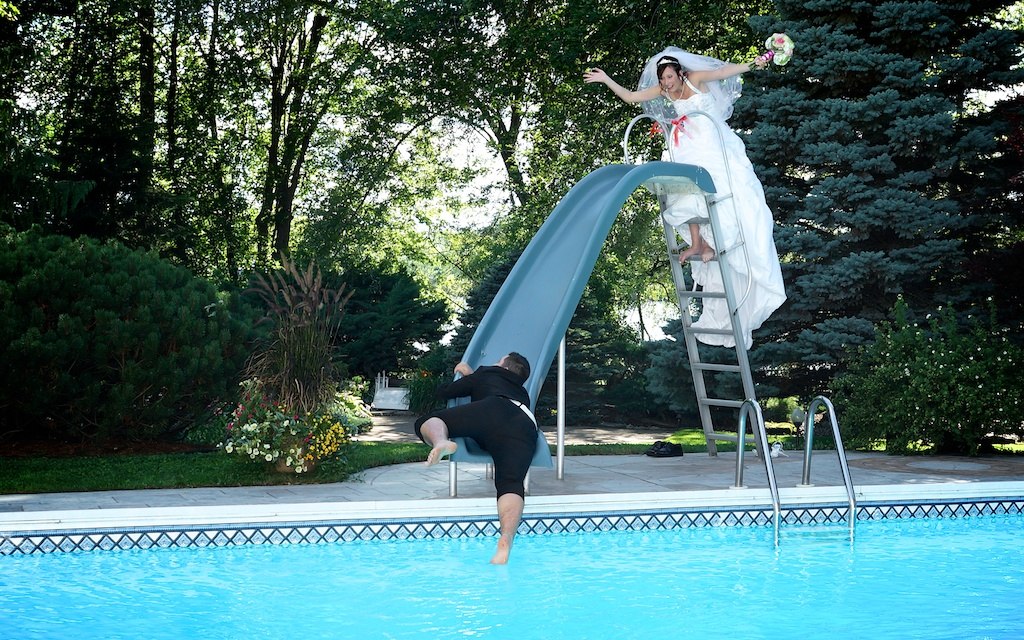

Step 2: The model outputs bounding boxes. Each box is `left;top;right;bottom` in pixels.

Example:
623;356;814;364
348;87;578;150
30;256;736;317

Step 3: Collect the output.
0;442;425;494
2;428;1018;495
0;427;786;495
0;441;653;494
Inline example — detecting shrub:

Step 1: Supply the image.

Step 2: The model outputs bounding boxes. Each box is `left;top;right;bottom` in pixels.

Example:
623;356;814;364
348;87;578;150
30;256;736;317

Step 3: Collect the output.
404;343;451;414
762;397;801;424
831;299;1024;455
334;376;374;433
0;226;259;443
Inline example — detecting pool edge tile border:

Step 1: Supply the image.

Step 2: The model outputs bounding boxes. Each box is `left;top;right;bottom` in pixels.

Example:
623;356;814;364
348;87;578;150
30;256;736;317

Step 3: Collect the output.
3;481;1023;555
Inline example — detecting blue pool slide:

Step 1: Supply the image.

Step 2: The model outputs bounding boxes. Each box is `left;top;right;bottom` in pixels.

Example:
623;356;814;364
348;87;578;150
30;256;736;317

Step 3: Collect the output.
459;161;715;405
446;161;715;473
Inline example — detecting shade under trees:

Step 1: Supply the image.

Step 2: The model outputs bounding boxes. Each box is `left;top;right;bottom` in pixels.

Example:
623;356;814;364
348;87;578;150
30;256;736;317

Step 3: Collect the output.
1;0;1021;425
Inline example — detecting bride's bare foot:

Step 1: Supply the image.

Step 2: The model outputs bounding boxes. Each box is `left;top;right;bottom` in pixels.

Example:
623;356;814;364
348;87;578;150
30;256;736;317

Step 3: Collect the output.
700;245;716;263
425;440;457;466
678;244;701;263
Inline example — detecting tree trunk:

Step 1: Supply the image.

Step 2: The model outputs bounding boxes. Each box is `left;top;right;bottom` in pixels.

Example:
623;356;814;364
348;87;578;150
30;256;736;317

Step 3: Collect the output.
201;0;238;279
265;11;330;262
257;23;287;265
165;2;186;262
137;0;155;190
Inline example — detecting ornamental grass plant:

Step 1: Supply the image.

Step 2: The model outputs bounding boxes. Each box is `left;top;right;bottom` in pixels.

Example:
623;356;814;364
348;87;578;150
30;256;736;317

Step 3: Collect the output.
219;256;361;472
244;255;352;414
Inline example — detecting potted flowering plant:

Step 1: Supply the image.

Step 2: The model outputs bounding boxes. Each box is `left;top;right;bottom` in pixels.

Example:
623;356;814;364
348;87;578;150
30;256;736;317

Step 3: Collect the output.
218;255;363;473
219;379;360;473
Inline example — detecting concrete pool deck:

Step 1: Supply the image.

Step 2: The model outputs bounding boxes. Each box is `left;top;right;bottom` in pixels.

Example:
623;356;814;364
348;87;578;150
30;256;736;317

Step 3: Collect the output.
2;412;1023;534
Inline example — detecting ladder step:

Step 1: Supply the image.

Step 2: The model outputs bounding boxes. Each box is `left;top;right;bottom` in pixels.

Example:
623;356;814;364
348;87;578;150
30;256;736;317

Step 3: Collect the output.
700;398;744;409
668;250;719;264
681;216;710;225
678;254;718;263
692;363;741;373
685;327;734;336
677;288;727;299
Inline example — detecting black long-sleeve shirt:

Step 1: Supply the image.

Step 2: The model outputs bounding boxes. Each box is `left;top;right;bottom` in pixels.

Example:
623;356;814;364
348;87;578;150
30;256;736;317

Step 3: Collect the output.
438;365;530;406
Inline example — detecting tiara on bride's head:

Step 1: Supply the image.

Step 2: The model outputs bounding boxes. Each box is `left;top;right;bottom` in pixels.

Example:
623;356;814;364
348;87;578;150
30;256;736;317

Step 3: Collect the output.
657;56;680;66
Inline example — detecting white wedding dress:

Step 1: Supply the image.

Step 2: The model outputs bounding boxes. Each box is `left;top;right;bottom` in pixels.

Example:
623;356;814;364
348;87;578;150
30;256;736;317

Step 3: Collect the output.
660;77;786;349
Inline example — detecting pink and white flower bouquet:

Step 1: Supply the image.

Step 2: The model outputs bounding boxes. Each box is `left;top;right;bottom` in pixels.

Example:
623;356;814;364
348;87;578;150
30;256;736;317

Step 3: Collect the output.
757;33;795;66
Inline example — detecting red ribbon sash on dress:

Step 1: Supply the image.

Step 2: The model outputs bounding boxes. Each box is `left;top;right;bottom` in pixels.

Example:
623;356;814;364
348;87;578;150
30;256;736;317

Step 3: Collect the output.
670;115;693;145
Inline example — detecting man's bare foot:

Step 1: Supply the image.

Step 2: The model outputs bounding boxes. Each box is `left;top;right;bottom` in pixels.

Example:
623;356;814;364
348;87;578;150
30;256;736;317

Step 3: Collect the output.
678;244;701;263
490;534;513;564
700;244;716;263
425;440;457;466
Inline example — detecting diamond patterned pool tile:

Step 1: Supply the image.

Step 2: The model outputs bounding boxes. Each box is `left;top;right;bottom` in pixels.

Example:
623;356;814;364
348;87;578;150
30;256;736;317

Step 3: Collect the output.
3;496;1022;555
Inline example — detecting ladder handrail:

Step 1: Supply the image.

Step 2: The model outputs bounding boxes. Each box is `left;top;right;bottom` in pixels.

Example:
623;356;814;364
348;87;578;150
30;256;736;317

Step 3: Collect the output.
626;112;759;454
800;395;857;538
621;114;653;165
734;399;781;546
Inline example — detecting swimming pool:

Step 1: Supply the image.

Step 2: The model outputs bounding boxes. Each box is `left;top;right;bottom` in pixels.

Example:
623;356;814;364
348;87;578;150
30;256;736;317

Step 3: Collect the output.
2;511;1021;639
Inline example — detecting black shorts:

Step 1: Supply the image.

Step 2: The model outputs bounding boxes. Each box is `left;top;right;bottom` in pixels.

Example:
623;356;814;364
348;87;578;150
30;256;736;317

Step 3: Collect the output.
415;396;537;498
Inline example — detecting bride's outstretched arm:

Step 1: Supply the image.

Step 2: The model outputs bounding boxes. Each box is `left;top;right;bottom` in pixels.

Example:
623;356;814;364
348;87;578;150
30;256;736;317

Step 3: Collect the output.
583;67;662;104
689;59;766;84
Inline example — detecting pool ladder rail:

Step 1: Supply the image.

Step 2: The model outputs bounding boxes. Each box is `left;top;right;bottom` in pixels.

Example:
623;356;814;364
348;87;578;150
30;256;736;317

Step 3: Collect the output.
734;396;857;546
797;396;858;540
734;400;781;546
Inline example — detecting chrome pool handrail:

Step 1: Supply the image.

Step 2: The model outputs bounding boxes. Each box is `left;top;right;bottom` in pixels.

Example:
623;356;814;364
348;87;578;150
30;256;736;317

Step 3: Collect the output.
734;399;781;546
799;395;857;539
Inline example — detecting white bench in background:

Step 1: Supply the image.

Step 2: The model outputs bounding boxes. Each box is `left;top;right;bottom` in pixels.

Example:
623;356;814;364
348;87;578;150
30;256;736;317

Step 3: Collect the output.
371;372;410;411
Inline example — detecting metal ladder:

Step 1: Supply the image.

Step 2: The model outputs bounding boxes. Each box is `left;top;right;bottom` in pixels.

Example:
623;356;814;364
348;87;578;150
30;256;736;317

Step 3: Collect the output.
626;110;760;456
661;203;758;455
796;395;858;539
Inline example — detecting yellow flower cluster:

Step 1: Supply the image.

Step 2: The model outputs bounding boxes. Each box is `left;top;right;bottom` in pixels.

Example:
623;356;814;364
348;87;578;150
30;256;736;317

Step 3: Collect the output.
306;413;349;461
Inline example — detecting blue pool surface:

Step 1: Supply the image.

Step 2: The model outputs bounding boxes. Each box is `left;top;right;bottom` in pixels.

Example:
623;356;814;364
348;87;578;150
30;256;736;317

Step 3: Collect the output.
2;513;1021;639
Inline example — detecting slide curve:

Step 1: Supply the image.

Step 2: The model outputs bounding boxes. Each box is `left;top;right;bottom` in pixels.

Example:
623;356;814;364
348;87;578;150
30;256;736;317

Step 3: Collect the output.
459;161;716;405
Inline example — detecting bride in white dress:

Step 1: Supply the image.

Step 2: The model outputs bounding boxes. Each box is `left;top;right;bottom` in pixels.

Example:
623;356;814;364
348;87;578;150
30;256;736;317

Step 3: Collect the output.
584;47;786;349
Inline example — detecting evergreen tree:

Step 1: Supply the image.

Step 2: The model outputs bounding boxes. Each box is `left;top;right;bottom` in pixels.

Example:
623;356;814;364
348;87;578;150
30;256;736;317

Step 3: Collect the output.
331;267;449;379
538;296;657;424
447;251;521;366
730;0;1024;396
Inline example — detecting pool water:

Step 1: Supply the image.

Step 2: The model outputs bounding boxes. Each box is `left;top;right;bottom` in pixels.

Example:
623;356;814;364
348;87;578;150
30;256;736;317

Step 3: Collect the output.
2;514;1021;639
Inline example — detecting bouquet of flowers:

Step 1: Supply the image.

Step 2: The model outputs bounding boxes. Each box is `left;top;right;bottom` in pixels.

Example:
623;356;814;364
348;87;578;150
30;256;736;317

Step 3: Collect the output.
756;33;795;66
